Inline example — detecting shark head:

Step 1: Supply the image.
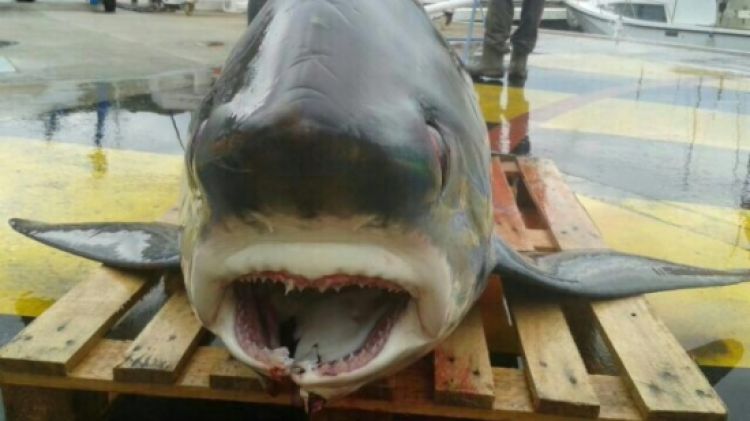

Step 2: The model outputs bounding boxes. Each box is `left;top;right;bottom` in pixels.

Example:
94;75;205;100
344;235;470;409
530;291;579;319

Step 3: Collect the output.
179;0;493;398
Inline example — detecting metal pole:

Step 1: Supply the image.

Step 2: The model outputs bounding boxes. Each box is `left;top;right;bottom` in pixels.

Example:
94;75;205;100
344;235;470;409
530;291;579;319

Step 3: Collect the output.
462;0;482;63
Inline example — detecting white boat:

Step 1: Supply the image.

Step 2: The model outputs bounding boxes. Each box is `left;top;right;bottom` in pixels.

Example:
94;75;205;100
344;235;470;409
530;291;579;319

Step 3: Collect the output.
564;0;750;53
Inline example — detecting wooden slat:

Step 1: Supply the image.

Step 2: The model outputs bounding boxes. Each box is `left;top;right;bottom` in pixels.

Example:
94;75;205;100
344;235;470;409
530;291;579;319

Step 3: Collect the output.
492;368;640;421
434;306;495;408
0;268;152;376
588;373;642;421
2;385;108;421
491;158;535;252
508;291;600;418
593;298;726;420
520;158;727;419
526;228;558;252
209;355;265;392
113;289;205;384
0;339;641;421
500;159;520;175
355;377;396;401
516;158;604;250
564;301;620;376
503;157;600;417
479;275;520;355
210;357;394;399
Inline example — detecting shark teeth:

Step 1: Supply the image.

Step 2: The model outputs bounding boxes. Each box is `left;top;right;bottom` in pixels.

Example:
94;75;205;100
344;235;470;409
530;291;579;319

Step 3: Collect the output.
235;275;298;295
234;271;410;295
231;273;412;379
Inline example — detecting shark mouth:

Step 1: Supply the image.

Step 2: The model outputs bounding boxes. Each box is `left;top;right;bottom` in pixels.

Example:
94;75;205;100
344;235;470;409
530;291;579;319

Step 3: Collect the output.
186;226;455;396
232;272;412;377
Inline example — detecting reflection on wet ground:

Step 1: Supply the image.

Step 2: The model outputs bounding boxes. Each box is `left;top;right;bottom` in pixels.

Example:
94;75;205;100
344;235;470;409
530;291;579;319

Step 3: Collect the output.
0;70;215;155
479;70;749;208
1;31;750;418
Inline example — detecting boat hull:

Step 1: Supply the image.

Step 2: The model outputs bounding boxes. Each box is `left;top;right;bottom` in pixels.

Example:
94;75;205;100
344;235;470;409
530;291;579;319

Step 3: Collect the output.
566;2;750;53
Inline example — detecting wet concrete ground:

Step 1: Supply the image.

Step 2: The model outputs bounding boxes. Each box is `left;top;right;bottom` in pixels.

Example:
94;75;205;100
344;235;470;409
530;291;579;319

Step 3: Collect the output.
1;3;750;419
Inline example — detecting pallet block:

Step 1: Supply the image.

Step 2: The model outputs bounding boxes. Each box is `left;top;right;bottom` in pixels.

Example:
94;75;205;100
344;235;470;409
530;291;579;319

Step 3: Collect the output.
0;157;727;421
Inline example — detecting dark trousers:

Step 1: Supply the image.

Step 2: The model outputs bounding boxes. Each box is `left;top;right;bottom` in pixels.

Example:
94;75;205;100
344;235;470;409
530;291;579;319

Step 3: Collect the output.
483;0;545;56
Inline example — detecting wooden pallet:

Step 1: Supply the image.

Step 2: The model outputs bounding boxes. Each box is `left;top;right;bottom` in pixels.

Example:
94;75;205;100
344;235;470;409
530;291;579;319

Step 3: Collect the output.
0;157;727;421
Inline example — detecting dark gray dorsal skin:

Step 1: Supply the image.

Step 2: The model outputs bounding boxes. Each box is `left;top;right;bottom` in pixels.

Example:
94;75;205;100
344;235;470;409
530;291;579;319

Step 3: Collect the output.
7;0;750;401
187;0;489;225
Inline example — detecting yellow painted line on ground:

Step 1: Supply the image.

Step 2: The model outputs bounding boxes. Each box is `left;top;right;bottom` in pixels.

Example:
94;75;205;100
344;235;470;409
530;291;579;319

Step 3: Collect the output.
580;195;750;368
532;52;750;93
531;53;684;81
0;137;181;317
616;199;750;251
475;85;572;124
544;97;750;150
700;73;750;94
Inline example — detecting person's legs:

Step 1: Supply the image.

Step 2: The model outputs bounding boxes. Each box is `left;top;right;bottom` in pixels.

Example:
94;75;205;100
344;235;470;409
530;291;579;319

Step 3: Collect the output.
484;0;513;56
184;0;195;15
466;0;513;79
510;0;544;55
508;0;544;80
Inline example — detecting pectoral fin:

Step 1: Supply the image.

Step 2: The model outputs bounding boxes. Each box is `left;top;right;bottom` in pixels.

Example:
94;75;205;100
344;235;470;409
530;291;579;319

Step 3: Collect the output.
491;235;750;298
9;218;181;270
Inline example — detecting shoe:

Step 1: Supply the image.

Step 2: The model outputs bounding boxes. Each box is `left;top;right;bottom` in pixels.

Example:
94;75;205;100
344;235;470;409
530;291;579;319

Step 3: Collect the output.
465;49;505;80
508;52;528;83
510;136;531;155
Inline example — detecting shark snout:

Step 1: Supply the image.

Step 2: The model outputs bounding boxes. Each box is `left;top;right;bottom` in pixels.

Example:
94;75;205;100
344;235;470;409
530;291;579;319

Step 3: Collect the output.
191;107;446;222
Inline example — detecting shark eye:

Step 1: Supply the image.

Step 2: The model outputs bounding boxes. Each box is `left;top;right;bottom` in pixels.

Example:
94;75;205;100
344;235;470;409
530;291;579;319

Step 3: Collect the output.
426;124;449;191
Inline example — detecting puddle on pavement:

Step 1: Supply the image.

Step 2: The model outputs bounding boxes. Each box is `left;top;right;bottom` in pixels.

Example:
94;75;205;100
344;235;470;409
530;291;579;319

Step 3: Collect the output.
475;65;750;209
0;69;217;154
